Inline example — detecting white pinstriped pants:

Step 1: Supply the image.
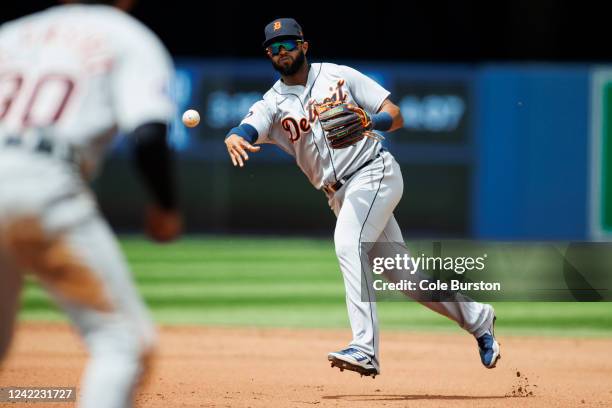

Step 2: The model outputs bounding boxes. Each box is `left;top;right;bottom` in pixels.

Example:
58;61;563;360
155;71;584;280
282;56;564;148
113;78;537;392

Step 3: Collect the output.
0;151;155;408
327;150;493;370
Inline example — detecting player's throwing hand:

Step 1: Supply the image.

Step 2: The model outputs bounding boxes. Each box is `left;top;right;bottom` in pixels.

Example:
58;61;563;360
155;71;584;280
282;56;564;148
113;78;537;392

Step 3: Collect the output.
225;135;261;167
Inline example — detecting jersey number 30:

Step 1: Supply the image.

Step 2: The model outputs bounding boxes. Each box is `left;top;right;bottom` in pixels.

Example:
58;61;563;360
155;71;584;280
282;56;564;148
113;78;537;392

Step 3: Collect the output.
0;72;75;126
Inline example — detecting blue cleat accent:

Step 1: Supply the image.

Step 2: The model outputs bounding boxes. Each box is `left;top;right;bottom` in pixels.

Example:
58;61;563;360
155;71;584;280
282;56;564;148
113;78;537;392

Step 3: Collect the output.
477;316;501;368
328;347;379;377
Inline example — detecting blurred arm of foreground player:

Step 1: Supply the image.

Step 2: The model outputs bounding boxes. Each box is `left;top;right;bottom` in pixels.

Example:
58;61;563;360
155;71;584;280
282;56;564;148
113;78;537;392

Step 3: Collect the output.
131;122;183;242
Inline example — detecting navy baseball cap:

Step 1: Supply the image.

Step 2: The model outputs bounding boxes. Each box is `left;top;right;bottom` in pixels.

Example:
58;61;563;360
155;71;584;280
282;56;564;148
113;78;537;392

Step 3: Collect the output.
263;18;304;47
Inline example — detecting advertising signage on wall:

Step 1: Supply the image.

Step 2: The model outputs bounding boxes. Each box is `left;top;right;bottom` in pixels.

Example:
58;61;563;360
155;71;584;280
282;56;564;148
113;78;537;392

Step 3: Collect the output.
95;61;475;235
394;81;470;143
89;61;596;237
591;69;612;239
170;62;474;163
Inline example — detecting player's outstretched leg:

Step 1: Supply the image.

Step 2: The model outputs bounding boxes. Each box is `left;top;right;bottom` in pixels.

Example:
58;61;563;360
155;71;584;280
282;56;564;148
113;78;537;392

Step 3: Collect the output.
29;215;156;408
374;216;501;369
67;217;156;408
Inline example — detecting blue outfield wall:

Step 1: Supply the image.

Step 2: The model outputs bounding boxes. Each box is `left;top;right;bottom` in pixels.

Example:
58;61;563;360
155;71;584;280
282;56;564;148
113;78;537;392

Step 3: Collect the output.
98;60;596;239
473;65;591;240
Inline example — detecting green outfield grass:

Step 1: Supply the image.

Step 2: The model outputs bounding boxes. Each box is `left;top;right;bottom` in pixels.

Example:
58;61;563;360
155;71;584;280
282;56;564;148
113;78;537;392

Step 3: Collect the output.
18;236;612;337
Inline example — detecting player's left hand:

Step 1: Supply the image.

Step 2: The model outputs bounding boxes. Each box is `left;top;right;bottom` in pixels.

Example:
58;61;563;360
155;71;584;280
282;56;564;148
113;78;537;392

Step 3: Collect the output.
315;101;373;149
144;204;182;243
345;103;373;130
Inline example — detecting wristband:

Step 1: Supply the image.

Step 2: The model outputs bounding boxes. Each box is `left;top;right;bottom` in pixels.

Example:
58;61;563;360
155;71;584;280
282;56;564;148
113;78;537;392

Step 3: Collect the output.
226;124;259;144
370;112;393;131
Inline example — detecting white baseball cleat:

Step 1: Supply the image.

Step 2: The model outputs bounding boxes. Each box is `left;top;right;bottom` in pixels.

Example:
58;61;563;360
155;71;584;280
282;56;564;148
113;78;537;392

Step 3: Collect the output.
328;347;379;378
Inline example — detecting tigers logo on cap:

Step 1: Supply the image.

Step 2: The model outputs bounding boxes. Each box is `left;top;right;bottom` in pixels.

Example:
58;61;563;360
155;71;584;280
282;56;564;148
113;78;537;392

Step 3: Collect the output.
273;21;282;30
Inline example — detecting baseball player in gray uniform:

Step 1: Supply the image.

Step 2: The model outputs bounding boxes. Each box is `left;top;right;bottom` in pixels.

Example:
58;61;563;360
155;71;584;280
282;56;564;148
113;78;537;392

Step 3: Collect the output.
0;1;181;406
225;18;500;378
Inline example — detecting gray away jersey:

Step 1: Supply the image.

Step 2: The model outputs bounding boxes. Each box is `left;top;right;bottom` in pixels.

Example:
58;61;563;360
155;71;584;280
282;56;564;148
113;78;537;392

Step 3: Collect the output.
0;4;175;175
241;63;390;189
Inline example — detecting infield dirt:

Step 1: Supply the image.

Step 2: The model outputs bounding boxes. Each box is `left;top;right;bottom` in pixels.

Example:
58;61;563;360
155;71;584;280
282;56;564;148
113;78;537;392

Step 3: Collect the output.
1;323;611;407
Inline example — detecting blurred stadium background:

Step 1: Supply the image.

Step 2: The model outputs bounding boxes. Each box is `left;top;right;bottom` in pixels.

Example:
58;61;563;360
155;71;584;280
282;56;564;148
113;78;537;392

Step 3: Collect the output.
3;1;611;335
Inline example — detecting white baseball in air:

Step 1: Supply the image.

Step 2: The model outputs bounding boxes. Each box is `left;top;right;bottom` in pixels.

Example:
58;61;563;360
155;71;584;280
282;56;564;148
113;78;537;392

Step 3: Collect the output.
182;109;200;128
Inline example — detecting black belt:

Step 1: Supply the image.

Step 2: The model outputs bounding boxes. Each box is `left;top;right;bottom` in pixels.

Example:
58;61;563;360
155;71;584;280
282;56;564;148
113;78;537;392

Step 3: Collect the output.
323;151;382;195
3;135;78;164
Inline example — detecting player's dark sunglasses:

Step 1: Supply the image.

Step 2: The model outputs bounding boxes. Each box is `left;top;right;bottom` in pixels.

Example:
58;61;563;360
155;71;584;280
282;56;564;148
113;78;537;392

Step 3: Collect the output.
266;39;303;56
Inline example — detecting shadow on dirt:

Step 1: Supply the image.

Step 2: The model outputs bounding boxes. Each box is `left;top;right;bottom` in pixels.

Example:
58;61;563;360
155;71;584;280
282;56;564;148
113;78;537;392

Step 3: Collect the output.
323;394;510;401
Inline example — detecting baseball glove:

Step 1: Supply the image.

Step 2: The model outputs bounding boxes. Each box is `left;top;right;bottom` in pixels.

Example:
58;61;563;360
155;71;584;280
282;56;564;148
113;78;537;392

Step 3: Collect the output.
315;101;383;149
144;205;183;243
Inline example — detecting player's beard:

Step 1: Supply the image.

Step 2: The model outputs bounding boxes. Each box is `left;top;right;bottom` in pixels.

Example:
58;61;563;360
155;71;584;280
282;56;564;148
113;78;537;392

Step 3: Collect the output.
272;50;306;76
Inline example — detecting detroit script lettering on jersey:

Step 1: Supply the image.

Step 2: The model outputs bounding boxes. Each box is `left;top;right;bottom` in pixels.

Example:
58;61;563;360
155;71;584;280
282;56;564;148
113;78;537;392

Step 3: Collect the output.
280;79;348;143
241;63;389;189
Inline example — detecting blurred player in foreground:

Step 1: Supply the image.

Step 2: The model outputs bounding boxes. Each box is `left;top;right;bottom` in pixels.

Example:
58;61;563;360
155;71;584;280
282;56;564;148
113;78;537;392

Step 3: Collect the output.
225;18;500;378
0;0;181;407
